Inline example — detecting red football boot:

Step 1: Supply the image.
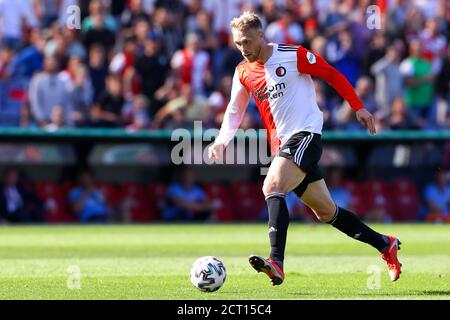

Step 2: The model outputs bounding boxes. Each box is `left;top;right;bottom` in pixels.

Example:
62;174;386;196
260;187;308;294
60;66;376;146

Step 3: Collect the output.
381;236;402;281
249;255;285;286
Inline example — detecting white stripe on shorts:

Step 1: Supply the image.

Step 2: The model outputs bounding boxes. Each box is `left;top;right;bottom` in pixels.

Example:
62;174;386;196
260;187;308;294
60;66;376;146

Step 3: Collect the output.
294;134;314;165
292;134;310;162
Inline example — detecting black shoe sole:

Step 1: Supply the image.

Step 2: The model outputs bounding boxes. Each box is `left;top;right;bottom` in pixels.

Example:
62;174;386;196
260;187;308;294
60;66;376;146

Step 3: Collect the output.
249;255;283;286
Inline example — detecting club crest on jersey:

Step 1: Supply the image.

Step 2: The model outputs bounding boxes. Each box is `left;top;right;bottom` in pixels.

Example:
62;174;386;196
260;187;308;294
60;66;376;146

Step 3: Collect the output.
306;52;316;64
275;66;286;77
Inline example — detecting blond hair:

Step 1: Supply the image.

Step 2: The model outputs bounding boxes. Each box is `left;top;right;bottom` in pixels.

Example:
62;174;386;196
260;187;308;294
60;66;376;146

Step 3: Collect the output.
230;11;262;31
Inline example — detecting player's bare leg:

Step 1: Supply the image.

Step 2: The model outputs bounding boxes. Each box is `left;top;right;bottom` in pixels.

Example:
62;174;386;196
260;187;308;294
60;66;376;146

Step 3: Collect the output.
249;157;306;285
300;179;402;281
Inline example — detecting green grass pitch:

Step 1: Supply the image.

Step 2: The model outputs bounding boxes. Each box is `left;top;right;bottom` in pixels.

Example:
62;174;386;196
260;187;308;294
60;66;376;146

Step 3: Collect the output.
0;223;449;299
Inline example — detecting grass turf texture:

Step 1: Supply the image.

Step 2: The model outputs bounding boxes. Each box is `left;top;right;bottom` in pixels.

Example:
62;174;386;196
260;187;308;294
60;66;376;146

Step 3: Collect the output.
0;224;449;299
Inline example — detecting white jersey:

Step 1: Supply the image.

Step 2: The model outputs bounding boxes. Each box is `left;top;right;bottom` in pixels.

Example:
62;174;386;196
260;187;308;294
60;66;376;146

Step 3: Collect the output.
216;43;363;155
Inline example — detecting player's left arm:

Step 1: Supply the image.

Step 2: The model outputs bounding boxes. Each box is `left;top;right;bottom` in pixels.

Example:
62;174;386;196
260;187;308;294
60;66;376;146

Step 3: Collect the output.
296;46;376;134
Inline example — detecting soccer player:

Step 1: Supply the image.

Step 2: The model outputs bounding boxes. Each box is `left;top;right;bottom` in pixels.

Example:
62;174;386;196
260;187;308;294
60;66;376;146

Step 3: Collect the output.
208;12;402;286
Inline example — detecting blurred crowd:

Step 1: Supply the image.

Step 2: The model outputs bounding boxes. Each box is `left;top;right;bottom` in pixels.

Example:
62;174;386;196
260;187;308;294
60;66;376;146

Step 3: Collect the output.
1;166;449;223
0;0;449;131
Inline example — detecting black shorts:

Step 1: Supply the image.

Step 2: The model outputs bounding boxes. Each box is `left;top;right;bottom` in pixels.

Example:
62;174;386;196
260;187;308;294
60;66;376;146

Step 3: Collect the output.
276;131;323;198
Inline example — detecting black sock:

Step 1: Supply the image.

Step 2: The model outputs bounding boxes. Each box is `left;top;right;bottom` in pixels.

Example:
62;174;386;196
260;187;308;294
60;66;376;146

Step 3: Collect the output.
328;207;389;252
266;193;289;268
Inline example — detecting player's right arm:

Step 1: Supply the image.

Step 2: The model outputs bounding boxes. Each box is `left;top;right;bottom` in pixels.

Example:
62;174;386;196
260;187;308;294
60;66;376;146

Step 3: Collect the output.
208;68;250;160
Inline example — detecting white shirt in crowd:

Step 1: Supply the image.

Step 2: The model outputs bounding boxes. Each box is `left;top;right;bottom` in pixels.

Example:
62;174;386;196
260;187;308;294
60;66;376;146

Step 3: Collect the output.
0;0;38;39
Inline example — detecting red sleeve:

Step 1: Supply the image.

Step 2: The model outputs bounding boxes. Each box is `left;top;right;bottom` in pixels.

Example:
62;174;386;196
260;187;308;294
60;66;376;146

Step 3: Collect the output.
296;46;364;112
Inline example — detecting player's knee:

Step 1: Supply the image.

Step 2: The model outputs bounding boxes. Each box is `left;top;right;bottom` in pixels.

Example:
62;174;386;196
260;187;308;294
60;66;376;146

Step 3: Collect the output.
262;178;284;197
314;203;337;223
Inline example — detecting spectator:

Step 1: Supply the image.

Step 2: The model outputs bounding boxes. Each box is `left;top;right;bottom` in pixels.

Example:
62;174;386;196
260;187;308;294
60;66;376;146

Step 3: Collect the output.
265;8;304;45
62;28;88;61
436;46;450;108
35;0;60;28
19;104;37;128
201;92;224;129
0;168;44;223
153;84;207;128
302;18;319;50
82;9;116;53
28;55;74;127
44;24;68;61
363;32;387;80
0;44;14;80
309;35;327;57
123;94;152;130
388;96;423;130
133;32;169;115
60;55;94;126
419;17;447;75
326;28;360;87
68;169;109;222
399;39;434;124
91;75;125;127
81;0;117;33
88;44;109;101
371;41;405;113
210;34;242;88
121;0;150;31
423;169;450;222
171;32;211;97
162;166;213;221
45;105;67;131
9;29;45;79
109;36;140;99
334;77;381;130
187;10;218;52
152;6;184;59
257;0;279;26
0;0;38;50
132;18;151;57
109;37;137;79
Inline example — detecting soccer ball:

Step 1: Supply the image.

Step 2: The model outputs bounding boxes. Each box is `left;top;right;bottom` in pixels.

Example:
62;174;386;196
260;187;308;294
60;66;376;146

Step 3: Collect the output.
190;256;227;292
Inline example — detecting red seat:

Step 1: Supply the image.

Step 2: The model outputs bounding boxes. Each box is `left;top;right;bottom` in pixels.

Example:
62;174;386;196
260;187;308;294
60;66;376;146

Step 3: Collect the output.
341;180;366;216
390;178;420;221
363;180;393;217
364;179;390;194
230;181;265;220
36;181;73;222
147;182;168;220
120;182;150;222
120;182;145;197
204;182;235;221
95;182;120;207
391;178;417;194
